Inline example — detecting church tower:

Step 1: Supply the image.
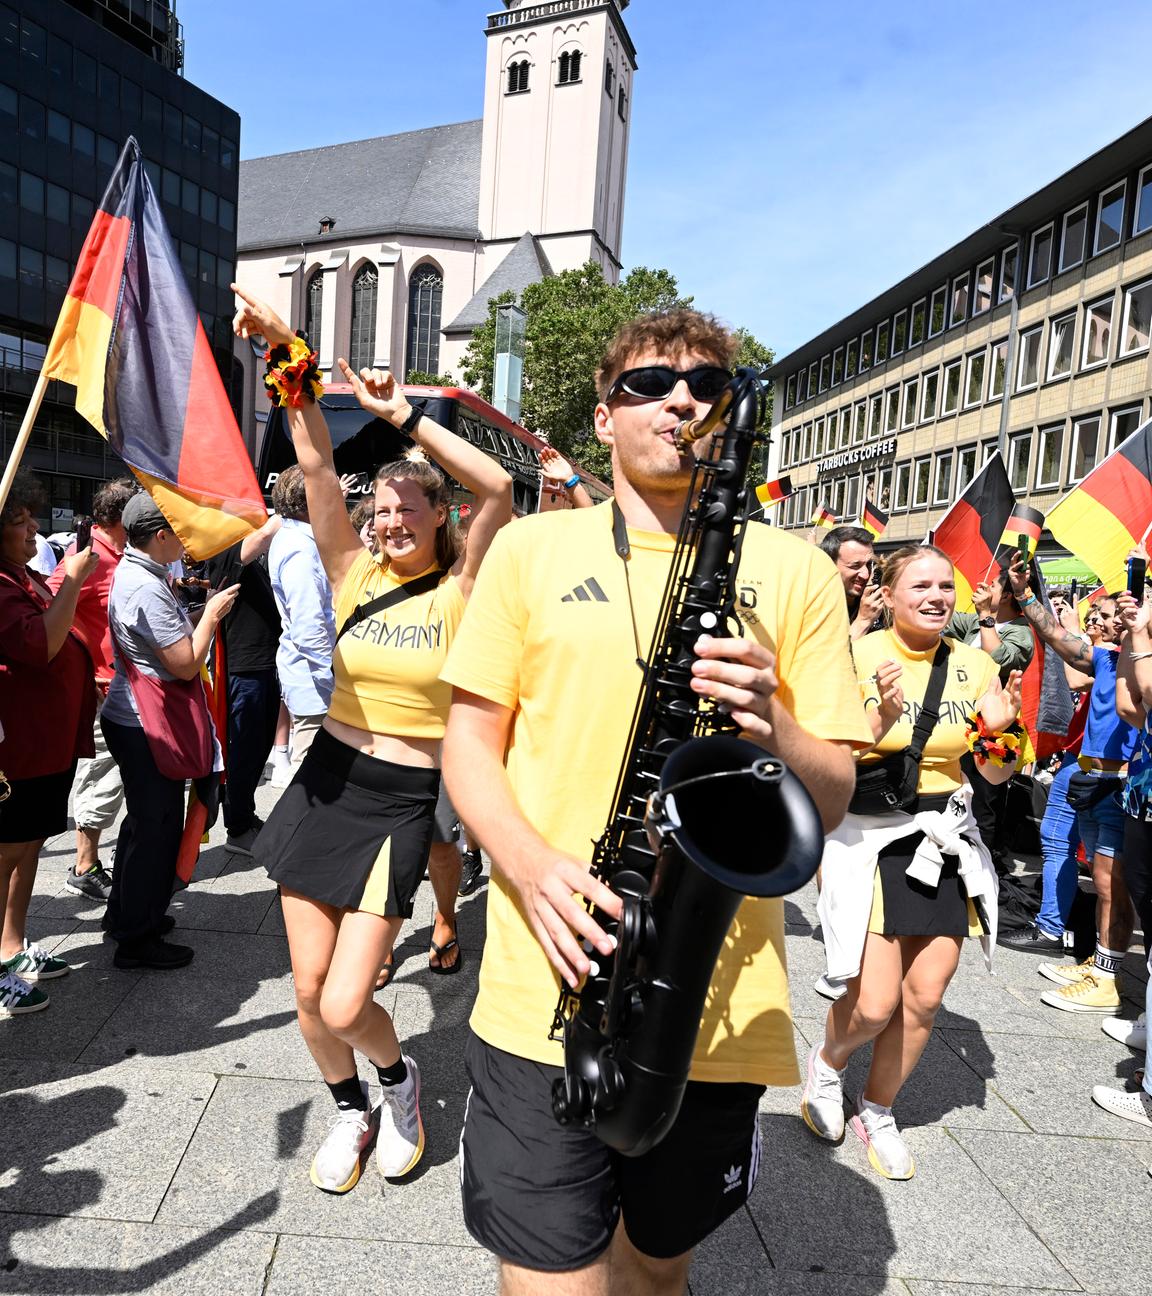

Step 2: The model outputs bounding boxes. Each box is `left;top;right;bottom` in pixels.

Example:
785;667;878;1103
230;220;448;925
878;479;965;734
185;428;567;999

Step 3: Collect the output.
477;0;636;281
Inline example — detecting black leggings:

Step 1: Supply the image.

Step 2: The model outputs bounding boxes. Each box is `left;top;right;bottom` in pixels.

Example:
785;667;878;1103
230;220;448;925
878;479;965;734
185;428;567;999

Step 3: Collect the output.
1122;816;1152;960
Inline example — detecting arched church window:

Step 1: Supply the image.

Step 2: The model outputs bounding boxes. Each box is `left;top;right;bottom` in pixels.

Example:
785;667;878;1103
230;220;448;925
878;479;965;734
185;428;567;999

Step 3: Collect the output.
604;60;615;96
304;270;323;349
506;60;530;94
558;50;582;85
406;264;443;379
348;264;378;374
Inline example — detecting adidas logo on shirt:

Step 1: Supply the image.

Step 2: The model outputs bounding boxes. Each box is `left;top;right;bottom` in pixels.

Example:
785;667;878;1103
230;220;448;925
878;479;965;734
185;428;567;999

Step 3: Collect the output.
723;1163;743;1194
561;577;609;604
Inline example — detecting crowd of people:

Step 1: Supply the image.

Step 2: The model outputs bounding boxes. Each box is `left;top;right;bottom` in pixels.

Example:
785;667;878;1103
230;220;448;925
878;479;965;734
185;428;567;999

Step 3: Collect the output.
0;289;1147;1294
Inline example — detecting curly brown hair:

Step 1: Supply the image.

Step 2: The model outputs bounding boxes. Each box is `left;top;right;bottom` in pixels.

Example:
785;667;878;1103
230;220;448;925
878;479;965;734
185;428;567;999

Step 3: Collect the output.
271;465;309;521
596;309;738;401
91;478;137;527
0;468;46;525
373;459;461;571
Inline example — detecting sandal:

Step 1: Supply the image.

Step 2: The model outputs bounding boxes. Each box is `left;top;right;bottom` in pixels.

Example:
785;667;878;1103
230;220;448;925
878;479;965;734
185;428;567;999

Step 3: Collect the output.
375;952;395;991
429;935;463;976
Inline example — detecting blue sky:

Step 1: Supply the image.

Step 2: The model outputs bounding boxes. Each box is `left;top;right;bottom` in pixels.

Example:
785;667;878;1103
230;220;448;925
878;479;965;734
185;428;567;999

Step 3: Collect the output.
184;0;1152;358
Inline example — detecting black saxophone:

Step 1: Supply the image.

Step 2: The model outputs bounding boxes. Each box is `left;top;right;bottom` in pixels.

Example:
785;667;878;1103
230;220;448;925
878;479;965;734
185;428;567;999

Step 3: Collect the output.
549;367;825;1157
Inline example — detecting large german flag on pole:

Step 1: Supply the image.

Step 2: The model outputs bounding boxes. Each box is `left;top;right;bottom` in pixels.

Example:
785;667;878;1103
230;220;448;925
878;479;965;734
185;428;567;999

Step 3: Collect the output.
40;137;265;559
1046;416;1152;592
930;452;1015;611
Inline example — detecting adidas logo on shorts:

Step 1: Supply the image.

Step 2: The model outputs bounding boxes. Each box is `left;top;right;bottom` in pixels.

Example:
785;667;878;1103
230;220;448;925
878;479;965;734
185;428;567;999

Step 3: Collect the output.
723;1163;743;1194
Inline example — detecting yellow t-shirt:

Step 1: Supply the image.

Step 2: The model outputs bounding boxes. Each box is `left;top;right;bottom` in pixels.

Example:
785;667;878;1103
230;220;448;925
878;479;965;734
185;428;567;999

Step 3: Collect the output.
328;549;466;739
853;629;999;796
441;502;872;1085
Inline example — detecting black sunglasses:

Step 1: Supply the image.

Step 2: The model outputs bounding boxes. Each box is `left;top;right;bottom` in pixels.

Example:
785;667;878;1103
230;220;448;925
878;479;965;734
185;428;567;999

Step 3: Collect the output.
605;365;733;404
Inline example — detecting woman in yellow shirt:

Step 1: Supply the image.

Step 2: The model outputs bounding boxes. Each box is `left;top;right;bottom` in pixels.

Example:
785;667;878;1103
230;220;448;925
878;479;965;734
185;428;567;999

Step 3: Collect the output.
802;544;1021;1180
232;286;511;1195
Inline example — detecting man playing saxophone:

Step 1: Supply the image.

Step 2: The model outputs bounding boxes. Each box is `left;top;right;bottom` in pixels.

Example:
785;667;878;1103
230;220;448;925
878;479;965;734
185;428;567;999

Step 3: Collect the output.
443;310;871;1295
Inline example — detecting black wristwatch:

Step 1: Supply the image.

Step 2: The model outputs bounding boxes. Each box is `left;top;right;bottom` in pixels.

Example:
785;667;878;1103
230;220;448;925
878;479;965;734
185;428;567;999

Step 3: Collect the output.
978;616;996;628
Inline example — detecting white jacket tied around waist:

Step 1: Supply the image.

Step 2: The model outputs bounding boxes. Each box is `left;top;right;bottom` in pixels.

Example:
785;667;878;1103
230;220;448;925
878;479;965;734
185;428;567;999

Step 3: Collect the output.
816;781;999;986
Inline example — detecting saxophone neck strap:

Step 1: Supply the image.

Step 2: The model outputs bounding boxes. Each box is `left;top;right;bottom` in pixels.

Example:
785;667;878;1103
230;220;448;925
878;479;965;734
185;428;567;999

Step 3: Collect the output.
610;499;647;675
611;499;630;558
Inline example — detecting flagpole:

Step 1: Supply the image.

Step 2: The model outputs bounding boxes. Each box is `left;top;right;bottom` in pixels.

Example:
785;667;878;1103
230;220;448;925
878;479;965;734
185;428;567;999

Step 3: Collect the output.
0;372;51;517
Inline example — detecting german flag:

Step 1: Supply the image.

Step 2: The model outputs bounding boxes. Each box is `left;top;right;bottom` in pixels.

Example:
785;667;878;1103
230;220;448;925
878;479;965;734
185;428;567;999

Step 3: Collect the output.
994;503;1045;569
811;502;835;529
41;138;265;559
755;475;793;507
931;452;1015;611
860;498;889;538
1046;416;1152;592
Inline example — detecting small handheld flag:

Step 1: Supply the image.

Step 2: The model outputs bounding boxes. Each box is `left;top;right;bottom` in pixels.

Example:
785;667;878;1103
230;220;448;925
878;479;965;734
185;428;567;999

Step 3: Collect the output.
860;498;889;538
755;475;794;508
994;504;1045;569
41;137;266;559
811;502;835;529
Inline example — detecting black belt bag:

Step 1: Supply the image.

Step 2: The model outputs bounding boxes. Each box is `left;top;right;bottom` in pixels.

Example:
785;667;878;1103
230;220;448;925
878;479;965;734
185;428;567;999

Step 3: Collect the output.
850;641;949;817
1065;770;1122;812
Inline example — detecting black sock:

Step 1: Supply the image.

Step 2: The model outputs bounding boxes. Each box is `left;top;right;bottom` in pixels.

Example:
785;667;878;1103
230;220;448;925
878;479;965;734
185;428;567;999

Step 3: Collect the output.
327;1075;367;1111
376;1057;408;1088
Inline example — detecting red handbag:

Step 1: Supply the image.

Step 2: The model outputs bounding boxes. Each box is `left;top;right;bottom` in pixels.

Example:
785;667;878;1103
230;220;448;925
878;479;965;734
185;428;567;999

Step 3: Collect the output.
110;624;214;780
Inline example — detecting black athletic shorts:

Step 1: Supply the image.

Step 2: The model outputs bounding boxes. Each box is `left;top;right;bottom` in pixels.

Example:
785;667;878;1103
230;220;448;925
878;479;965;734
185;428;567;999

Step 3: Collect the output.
460;1031;765;1271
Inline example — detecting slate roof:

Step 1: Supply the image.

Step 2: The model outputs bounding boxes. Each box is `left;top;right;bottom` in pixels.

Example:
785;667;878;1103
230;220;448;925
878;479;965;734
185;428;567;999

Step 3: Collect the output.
444;232;554;333
237;120;484;252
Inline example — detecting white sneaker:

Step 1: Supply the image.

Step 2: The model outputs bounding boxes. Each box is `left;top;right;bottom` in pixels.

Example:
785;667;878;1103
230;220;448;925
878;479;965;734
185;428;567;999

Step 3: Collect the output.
309;1084;379;1193
270;759;293;789
1101;1012;1148;1050
850;1100;915;1180
814;974;847;1002
799;1044;845;1141
1091;1084;1152;1129
376;1055;424;1178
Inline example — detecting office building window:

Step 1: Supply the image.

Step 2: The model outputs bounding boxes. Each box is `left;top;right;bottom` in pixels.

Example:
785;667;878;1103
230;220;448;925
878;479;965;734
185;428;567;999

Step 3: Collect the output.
884;386;899;434
826;411;839;451
1059;203;1088;272
1047;314;1075;381
19;171;43;215
0;238;14;281
894;461;911;510
785;375;796;409
819;353;831;391
909;298;926;347
1095;180;1126;254
46;181;67;223
878;466;893;510
829;346;842;386
973;258;994;315
912;457;931;507
982;439;999;466
934;451;954;505
813;417;825;458
957;445;978;492
989;340;1007;398
1017;326;1042;389
838;407;851;449
859;331;872;372
1028;224;1054;287
929;285;946;336
349;264;379;374
407;264;443;377
807;360;818;395
305;270;323;349
1008;432;1032;492
844;475;860;520
1070;416;1101;481
892;309;907;355
795;368;807;404
18;245;43;291
844;337;858;379
901;377;919;429
950;273;969;327
868;394;882;439
965;351;985;407
920;369;939;422
1121;279;1152;355
875;320;890;365
941;359;962;415
1082;298;1113;368
1036;424;1063;488
219;198;235;232
1135;164;1152;236
801;422;813;461
47;108;67;145
852;402;865;444
1110;406;1143;452
999;245;1017;301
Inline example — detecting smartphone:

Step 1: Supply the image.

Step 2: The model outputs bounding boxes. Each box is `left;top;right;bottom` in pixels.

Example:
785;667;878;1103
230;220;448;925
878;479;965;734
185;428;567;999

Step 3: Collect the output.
74;516;93;551
1016;533;1031;568
1069;578;1079;601
869;564;882;587
1127;556;1147;602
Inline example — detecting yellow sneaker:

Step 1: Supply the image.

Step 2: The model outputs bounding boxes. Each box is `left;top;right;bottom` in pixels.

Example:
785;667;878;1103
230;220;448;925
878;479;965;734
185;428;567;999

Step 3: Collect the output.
1037;954;1095;986
1040;972;1121;1013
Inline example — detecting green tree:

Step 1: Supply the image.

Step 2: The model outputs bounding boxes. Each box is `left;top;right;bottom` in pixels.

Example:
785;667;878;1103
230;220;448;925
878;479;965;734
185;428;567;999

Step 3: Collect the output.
460;262;772;483
405;370;456;387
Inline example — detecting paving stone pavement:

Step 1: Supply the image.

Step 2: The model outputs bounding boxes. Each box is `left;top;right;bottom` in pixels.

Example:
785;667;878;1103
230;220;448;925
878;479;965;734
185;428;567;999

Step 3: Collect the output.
2;775;1150;1294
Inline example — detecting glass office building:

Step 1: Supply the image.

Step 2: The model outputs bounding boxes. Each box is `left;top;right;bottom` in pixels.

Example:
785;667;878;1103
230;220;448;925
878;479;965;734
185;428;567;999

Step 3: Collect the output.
0;0;240;532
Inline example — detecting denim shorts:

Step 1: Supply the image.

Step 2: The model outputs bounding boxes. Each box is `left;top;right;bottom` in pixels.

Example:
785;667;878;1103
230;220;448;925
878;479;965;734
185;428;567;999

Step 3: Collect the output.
1077;778;1127;859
